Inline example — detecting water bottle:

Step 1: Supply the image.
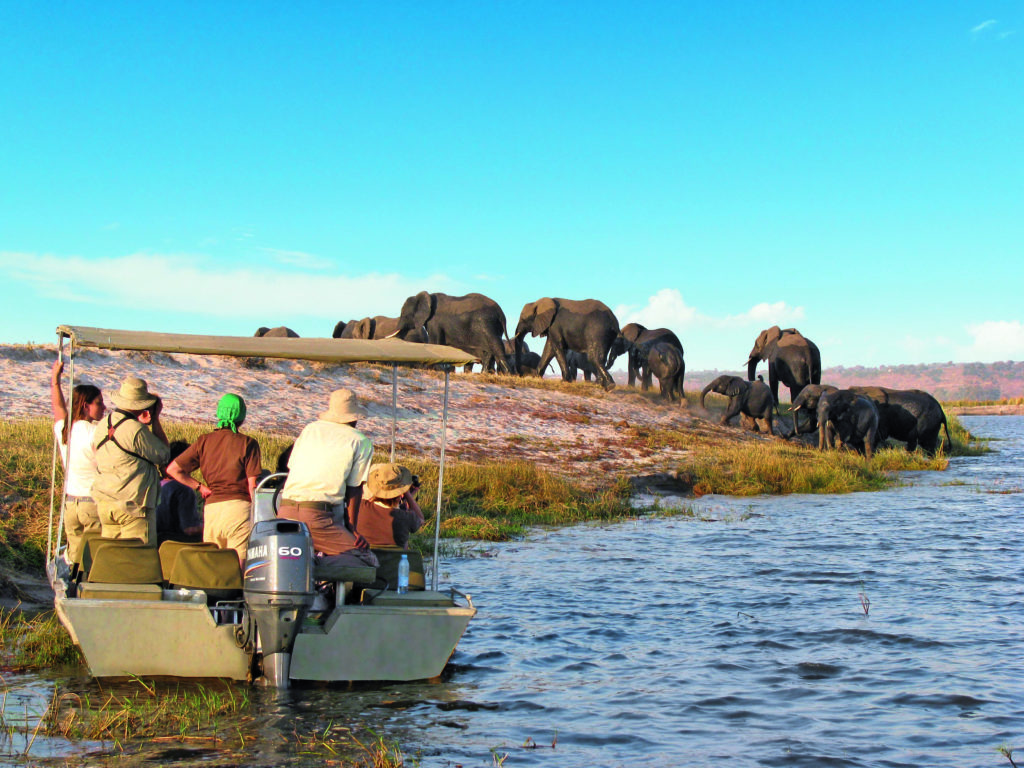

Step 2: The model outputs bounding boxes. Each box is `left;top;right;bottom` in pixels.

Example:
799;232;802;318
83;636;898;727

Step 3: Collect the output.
397;554;410;594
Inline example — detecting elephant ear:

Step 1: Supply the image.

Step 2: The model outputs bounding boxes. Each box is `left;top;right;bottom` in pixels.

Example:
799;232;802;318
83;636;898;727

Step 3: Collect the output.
534;297;558;335
411;291;434;329
725;378;747;397
622;323;645;343
355;318;374;339
254;327;269;337
332;321;347;339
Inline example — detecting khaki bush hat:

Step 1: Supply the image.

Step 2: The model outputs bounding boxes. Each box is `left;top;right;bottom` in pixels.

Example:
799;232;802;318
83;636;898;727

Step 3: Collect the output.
320;388;367;424
111;376;159;411
366;463;413;499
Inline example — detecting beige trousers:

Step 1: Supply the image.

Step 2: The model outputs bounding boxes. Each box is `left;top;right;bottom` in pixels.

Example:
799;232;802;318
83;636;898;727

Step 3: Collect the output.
97;500;156;545
203;499;253;561
63;498;101;564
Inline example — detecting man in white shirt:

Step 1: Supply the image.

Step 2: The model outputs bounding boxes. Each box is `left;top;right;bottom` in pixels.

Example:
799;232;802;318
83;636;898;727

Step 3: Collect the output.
278;389;377;567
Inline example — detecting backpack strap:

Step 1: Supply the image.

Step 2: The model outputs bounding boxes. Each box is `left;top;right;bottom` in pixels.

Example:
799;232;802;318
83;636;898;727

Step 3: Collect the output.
97;410;159;467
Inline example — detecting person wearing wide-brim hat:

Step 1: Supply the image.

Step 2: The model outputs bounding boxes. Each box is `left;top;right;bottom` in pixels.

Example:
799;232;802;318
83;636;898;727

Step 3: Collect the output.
354;463;425;550
91;376;170;544
278;389;378;569
167;393;262;563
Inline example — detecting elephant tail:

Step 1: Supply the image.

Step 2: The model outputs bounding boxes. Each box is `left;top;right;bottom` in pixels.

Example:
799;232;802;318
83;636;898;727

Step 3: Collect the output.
941;410;953;453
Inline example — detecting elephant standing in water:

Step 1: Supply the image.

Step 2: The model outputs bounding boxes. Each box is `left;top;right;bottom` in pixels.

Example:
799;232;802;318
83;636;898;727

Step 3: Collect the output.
646;342;685;404
396;292;511;373
700;375;774;434
850;386;951;454
516;298;619;390
609;323;685;391
817;389;880;459
747;326;821;404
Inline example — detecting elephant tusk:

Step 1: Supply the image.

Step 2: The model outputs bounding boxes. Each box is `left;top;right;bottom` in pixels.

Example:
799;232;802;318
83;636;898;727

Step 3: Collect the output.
383;330;401;339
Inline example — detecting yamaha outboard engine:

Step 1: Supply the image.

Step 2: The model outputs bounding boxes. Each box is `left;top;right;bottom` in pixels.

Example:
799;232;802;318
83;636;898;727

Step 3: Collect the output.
244;519;315;687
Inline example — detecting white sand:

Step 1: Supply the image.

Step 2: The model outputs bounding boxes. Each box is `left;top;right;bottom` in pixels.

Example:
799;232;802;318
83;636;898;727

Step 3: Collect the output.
1;344;756;479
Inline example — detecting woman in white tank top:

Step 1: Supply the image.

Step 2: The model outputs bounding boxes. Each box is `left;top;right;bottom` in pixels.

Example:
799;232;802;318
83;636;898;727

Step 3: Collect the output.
50;360;106;566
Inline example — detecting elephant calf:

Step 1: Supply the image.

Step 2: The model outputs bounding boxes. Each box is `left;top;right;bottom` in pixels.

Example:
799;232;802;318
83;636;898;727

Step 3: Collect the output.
787;384;838;439
817;390;880;460
646;342;685;404
700;375;774;435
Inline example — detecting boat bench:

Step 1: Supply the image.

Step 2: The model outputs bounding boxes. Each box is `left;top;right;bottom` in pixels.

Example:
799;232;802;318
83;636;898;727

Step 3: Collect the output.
77;539;163;601
361;590;455;607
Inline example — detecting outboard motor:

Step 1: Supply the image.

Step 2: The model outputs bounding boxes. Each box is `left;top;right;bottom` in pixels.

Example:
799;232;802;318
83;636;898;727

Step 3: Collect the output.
244;519;315;687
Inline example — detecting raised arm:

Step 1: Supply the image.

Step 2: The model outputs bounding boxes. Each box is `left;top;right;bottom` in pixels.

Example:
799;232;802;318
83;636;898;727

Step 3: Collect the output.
50;360;68;424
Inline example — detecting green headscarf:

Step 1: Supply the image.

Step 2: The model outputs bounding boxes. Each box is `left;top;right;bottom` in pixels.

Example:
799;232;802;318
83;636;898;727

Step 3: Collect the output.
216;393;246;433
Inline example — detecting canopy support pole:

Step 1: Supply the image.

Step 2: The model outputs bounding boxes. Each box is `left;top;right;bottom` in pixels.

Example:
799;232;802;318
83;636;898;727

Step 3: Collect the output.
431;368;451;592
390;363;398;463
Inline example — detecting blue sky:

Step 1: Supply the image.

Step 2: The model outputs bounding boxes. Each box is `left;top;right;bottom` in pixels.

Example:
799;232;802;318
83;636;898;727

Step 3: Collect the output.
2;2;1022;370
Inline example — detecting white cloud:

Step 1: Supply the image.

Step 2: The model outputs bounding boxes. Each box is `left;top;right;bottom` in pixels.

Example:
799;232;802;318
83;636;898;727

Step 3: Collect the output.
972;19;998;35
615;289;803;331
0;251;456;323
965;320;1024;361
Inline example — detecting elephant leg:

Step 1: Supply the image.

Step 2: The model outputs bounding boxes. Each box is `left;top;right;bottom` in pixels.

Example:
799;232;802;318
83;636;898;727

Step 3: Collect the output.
587;345;616;391
768;365;780;406
537;340;563;381
549;342;572;383
722;397;742;425
641;366;653;392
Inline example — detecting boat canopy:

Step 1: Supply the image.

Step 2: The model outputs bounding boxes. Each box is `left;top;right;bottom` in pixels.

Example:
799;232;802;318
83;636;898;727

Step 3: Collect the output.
56;325;479;366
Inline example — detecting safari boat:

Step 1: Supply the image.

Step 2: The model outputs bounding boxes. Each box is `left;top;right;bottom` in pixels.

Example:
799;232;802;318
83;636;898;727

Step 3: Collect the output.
46;325;477;686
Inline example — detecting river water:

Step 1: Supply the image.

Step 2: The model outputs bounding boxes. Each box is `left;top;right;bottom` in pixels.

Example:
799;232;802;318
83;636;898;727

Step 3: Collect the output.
4;416;1022;767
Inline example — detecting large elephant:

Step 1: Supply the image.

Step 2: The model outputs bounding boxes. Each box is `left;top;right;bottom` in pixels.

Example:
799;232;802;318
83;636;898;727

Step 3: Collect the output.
787;384;838;438
609;323;685;390
396;292;511;373
849;386;951;454
254;326;299;338
817;390;879;459
747;326;821;405
646;342;685;404
700;374;774;434
515;298;619;390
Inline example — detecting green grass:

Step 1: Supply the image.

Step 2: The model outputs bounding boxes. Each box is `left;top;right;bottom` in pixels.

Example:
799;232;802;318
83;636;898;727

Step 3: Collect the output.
401;459;636;542
41;678;251;742
0;611;82;669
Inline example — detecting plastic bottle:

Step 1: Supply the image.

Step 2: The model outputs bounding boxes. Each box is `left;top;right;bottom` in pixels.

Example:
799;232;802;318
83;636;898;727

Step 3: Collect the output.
397;554;410;594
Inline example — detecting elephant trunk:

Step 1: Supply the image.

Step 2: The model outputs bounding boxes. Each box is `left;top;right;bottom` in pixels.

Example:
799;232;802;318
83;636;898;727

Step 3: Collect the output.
747;357;759;382
700;382;714;410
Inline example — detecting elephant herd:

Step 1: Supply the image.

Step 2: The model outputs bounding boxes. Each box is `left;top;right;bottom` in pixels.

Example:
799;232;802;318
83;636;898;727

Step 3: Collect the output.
258;293;951;458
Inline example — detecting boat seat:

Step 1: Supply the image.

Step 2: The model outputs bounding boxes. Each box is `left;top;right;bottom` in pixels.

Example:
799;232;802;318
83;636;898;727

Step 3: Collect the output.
168;548;243;604
360;590;455;607
158;540;219;583
77;582;163;601
73;530;105;575
368;548;426;591
312;562;377;584
80;538;150;580
83;541;163;586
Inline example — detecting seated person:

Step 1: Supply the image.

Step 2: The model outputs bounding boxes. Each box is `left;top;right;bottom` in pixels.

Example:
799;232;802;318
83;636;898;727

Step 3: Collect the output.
354;463;424;549
277;389;378;570
156;440;203;545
